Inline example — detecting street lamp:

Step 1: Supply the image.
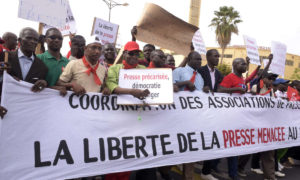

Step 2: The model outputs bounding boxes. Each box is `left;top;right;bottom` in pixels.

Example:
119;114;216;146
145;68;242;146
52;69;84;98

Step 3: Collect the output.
102;0;129;22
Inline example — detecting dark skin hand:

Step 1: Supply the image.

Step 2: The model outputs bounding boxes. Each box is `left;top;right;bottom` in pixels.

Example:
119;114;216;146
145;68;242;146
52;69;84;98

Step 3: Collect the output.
202;86;214;95
218;86;247;94
0;106;7;119
173;85;179;92
113;87;150;100
131;89;150;100
50;86;67;96
101;87;111;96
31;80;47;92
0;62;11;74
174;81;196;92
56;80;86;96
131;26;137;41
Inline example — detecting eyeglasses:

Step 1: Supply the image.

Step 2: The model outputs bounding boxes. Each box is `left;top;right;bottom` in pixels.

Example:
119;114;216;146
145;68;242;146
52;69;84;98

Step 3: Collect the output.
47;35;63;40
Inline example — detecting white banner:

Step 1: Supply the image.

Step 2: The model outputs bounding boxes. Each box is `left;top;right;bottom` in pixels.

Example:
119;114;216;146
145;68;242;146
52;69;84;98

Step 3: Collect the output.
42;2;76;36
243;35;260;65
192;30;207;55
18;0;69;28
1;73;300;180
91;17;119;45
271;41;287;77
117;69;173;105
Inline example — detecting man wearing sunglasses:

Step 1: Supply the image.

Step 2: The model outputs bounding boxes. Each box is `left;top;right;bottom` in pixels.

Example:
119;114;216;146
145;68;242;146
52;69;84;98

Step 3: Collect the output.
37;28;69;87
106;41;150;99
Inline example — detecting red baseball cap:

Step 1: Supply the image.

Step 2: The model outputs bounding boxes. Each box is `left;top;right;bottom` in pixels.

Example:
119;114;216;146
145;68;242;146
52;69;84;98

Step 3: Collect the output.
124;41;140;51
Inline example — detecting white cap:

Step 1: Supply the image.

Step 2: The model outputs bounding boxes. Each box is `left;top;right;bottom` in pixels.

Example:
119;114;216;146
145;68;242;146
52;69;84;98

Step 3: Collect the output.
86;35;102;46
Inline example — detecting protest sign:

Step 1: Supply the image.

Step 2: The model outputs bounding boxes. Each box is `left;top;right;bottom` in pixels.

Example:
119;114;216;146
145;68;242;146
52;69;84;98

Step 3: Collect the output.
243;35;260;65
136;3;199;56
91;17;119;45
42;2;76;36
263;59;269;68
1;73;300;179
117;69;173;105
192;30;206;55
18;0;68;28
271;41;287;77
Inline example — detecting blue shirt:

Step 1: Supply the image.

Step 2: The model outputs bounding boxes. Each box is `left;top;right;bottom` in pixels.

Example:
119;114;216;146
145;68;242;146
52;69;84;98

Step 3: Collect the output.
173;65;204;91
18;49;34;80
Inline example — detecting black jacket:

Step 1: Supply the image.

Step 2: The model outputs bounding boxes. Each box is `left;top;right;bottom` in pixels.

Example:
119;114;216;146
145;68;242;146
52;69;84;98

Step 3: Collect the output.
0;50;48;83
198;65;223;92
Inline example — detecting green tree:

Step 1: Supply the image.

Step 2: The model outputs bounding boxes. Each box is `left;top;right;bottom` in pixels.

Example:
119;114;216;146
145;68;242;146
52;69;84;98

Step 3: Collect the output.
217;63;232;76
291;68;300;80
209;6;242;64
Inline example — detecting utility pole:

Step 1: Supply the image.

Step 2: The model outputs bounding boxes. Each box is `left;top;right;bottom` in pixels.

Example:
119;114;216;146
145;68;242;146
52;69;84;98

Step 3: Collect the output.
102;0;128;22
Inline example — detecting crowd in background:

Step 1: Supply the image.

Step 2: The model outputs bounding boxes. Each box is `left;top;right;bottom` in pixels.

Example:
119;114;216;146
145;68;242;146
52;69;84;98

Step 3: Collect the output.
0;26;300;180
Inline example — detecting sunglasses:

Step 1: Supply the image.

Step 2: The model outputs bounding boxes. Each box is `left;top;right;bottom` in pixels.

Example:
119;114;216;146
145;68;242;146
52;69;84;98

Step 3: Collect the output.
47;35;63;40
128;51;140;57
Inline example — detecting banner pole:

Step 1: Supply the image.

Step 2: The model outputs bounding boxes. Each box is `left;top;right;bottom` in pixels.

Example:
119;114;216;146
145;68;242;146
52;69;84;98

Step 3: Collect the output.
35;23;44;55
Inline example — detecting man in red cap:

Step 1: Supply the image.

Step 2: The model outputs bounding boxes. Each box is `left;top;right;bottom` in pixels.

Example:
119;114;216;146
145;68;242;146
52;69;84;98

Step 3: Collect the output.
106;41;150;99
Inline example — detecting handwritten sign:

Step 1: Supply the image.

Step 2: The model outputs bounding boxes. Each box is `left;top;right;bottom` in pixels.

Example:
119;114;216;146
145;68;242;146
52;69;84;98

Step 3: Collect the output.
91;17;119;45
192;30;206;55
243;35;260;65
18;0;68;28
271;41;287;77
117;69;173;105
42;3;76;36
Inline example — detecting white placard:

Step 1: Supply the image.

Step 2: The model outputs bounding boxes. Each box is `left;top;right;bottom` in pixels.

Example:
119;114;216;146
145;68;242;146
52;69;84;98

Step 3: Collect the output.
117;69;173;105
271;41;287;77
91;17;119;45
243;35;260;65
1;73;300;180
18;0;69;28
263;59;269;68
42;3;76;36
192;29;207;55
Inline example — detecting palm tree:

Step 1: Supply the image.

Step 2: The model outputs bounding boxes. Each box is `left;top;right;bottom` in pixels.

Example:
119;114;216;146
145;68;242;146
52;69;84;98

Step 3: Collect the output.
209;6;242;64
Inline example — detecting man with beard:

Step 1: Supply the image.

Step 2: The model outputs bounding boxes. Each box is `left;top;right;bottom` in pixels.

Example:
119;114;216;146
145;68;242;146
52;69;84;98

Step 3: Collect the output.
57;36;106;94
69;35;85;60
106;41;149;99
37;28;69;87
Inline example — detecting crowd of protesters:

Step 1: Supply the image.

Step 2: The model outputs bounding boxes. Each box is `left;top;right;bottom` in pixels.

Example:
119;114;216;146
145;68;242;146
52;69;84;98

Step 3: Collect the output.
0;26;299;180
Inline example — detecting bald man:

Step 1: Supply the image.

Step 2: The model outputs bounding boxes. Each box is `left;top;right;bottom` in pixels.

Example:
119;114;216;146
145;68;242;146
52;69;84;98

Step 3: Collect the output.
1;32;18;51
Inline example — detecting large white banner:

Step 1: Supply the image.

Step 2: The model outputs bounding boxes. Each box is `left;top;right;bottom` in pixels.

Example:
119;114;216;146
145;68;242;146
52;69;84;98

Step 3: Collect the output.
271;41;287;77
42;2;76;36
18;0;69;28
243;35;260;65
1;73;300;180
91;17;119;45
